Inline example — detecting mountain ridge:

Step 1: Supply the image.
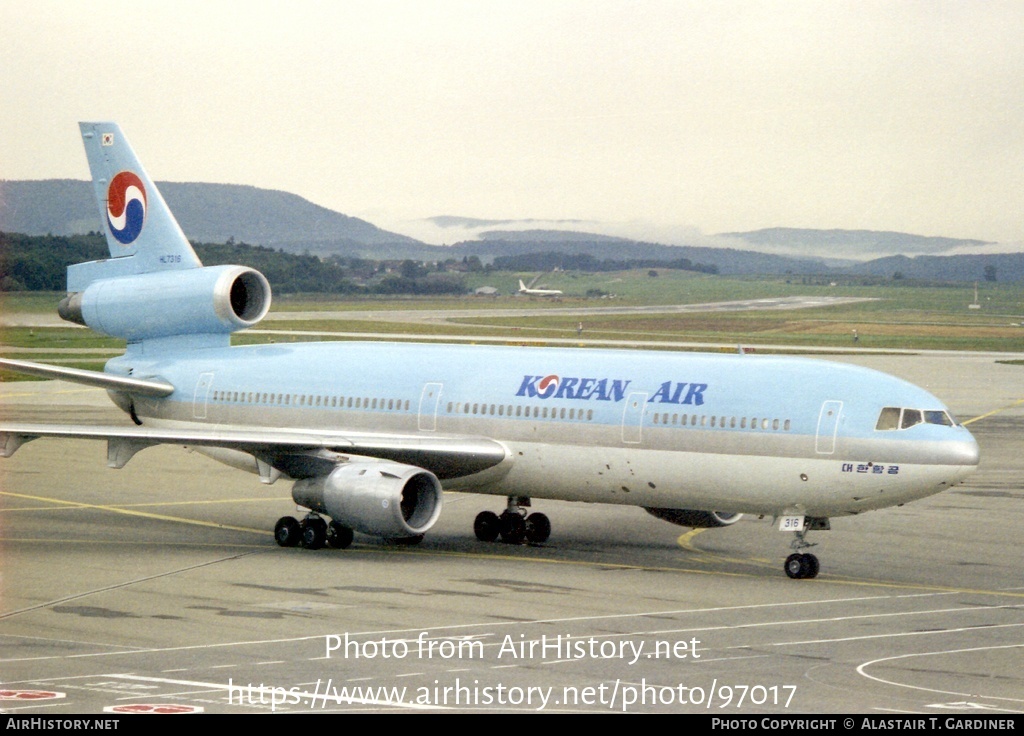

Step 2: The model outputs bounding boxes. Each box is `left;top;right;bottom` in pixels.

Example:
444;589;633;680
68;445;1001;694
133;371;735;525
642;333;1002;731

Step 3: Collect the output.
0;179;419;249
2;180;1018;280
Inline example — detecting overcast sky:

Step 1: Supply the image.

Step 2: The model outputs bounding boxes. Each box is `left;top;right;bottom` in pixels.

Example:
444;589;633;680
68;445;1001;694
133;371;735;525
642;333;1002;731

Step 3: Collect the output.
2;1;1022;245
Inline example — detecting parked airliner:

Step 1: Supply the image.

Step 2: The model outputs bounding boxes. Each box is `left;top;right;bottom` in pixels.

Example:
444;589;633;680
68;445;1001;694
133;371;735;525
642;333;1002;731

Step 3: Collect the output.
0;123;980;579
518;279;563;297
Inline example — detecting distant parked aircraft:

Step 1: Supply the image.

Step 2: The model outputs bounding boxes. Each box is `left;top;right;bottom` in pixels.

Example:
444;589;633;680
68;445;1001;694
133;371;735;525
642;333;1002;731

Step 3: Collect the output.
518;279;563;297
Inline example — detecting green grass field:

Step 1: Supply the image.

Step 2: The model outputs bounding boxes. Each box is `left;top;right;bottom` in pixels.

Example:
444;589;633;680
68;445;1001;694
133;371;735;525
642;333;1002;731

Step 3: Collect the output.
2;274;1023;373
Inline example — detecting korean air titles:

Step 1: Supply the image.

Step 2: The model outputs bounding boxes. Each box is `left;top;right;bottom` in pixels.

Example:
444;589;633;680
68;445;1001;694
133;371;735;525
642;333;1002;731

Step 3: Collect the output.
517;375;707;405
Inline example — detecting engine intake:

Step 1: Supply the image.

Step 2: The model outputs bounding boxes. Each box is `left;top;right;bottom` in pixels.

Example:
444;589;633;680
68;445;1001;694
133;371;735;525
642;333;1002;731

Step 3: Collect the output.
292;461;443;538
645;508;742;528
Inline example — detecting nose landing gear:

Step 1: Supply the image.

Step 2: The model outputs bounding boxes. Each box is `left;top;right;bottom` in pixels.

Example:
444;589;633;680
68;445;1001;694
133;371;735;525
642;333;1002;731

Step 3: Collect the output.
784;529;820;579
784;551;819;579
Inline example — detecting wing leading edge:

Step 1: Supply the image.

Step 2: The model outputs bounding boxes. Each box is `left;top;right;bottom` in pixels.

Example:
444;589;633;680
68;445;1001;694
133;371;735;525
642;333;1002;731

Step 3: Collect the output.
0;358;174;397
0;423;509;482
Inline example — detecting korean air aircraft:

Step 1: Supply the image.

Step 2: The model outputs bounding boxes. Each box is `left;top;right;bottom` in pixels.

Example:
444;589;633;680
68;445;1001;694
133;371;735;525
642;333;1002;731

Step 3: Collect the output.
0;123;980;579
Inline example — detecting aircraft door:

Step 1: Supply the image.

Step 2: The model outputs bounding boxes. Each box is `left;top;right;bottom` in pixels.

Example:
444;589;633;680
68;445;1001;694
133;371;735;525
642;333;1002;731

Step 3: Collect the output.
193;372;214;420
418;382;443;431
815;400;843;454
622;391;649;444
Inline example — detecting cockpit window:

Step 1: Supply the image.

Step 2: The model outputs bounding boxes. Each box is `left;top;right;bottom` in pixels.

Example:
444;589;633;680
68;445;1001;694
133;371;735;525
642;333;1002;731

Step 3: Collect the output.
901;409;922;429
924;410;954;426
875;407;901;430
877;407;956;431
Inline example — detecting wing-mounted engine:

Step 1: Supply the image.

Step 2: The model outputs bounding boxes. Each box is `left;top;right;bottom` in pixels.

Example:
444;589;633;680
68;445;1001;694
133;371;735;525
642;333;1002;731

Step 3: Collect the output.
292;461;443;538
644;508;742;528
58;265;271;341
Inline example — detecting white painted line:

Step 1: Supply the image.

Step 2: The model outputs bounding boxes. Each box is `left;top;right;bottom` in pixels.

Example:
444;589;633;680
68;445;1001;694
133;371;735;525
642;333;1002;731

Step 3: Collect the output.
857;643;1024;706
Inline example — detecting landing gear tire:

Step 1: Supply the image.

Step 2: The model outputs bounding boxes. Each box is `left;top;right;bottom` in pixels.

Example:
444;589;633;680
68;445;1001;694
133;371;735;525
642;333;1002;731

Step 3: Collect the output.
274;516;301;547
474;511;501;542
784;553;819;579
499;511;526;544
525;513;551;544
480;498;552;545
301;517;328;550
327;521;353;550
804;553;820;578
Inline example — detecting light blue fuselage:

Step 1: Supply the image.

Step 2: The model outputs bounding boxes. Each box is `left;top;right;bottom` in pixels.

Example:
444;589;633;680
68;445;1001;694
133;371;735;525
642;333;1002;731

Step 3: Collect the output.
108;340;979;518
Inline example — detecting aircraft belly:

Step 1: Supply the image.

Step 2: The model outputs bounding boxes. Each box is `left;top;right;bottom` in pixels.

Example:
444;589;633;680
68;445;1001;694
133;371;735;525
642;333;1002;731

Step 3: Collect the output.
476;442;971;517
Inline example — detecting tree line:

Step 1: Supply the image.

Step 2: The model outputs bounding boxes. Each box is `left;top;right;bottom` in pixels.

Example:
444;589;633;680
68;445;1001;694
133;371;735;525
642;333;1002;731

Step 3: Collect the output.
1;232;723;295
0;233;467;295
491;251;718;274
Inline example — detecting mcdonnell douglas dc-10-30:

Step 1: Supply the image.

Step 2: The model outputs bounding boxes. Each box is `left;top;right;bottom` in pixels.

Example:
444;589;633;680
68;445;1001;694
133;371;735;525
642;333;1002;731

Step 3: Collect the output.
0;123;980;579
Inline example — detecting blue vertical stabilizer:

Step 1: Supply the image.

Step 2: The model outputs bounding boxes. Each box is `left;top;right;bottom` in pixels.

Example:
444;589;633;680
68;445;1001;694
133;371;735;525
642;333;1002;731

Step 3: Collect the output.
61;123;271;350
72;122;201;289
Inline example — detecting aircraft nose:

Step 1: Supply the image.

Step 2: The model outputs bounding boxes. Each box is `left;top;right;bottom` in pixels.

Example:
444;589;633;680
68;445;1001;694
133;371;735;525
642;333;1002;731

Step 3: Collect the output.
947;429;981;468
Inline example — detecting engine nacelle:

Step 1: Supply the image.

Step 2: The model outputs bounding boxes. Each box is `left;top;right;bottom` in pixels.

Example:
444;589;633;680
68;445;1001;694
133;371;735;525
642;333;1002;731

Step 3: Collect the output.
644;508;742;528
292;461;443;538
59;265;271;341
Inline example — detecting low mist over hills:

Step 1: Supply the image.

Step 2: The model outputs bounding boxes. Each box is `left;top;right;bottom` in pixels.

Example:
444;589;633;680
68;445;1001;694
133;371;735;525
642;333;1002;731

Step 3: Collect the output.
718;227;992;259
2;179;1019;281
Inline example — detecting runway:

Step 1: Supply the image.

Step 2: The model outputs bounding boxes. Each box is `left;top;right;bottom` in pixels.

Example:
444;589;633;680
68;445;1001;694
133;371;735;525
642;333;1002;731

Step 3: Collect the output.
0;296;874;331
0;351;1021;714
261;295;878;324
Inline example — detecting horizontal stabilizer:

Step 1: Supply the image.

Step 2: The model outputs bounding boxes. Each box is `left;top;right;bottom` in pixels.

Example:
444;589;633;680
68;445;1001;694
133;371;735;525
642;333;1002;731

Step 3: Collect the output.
0;358;174;397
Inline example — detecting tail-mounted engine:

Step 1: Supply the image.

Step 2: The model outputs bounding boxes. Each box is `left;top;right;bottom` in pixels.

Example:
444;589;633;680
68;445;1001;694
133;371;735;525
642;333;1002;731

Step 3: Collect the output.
292;461;444;538
58;265;271;341
645;508;742;528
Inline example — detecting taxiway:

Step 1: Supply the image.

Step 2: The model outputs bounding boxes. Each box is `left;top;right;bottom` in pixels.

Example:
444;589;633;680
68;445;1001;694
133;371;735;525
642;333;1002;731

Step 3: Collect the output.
0;350;1021;713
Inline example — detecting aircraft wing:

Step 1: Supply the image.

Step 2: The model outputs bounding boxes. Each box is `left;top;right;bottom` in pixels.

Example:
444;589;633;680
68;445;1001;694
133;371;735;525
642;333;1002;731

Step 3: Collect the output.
0;358;174;397
0;423;509;482
0;358;508;482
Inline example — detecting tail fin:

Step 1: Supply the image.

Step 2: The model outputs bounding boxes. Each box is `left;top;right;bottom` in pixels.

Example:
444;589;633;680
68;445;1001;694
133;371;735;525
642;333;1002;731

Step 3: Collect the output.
62;124;270;348
78;122;201;277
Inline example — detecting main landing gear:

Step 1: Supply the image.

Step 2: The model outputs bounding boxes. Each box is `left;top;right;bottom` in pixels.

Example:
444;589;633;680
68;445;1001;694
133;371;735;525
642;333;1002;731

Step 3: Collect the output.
474;496;551;545
784;529;820;579
275;514;353;550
